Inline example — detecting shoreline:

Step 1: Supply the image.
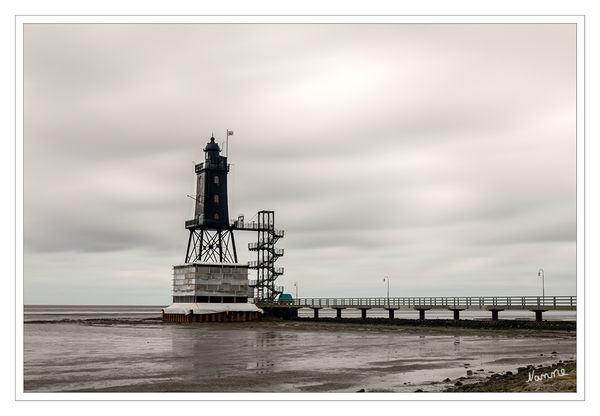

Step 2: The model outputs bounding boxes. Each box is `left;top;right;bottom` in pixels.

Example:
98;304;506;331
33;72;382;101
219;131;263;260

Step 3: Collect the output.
24;316;577;335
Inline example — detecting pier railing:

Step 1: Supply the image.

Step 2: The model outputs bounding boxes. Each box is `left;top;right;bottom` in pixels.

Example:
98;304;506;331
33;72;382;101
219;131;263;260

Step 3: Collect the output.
266;296;576;310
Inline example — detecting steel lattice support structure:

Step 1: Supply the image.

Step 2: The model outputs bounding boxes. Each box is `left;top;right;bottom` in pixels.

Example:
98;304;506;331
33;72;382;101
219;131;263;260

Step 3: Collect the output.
185;228;238;263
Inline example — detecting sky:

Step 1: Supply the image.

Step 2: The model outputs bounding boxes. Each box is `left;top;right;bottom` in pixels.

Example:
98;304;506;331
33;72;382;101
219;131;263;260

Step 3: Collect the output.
23;23;576;304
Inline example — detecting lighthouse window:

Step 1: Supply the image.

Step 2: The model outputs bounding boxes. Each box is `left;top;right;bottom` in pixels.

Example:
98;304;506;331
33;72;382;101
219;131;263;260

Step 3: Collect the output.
214;213;219;220
214;194;219;203
214;176;219;185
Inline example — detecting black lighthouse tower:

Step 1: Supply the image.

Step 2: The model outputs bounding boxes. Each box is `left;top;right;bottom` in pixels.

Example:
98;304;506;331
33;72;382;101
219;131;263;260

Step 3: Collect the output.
184;136;237;263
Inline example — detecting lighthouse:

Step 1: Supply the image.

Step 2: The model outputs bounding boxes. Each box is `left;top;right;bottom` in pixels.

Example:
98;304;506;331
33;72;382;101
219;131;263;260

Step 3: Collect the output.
162;135;263;322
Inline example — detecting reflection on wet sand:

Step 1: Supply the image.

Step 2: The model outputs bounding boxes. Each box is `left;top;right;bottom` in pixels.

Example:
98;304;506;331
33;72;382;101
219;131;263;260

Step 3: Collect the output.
168;328;299;382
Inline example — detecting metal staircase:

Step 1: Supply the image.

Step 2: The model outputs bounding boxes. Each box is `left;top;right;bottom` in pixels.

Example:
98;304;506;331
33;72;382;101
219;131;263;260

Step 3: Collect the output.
247;210;285;302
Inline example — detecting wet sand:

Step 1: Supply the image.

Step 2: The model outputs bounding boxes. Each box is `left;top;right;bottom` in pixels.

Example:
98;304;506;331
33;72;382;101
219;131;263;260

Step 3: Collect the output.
24;318;576;393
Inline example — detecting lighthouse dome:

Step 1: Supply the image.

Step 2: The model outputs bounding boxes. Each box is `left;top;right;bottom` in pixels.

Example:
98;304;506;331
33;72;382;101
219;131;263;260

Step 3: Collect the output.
204;136;220;152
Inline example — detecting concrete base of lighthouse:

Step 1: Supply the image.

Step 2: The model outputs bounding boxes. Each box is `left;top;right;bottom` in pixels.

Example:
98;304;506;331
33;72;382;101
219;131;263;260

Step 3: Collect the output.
162;303;262;322
162;262;262;322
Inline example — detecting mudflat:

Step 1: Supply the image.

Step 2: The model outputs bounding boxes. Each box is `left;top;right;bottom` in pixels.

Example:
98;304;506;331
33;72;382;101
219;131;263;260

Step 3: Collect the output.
24;318;576;393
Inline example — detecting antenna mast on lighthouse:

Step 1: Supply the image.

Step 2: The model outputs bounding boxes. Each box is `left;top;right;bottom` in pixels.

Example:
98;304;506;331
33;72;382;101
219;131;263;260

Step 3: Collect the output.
226;129;234;157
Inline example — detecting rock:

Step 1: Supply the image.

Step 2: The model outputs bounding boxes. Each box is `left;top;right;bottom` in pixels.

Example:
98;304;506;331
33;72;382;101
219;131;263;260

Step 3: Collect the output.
415;389;423;392
454;381;463;386
443;378;451;382
467;370;473;376
540;353;544;356
505;371;513;375
357;388;365;392
552;351;557;354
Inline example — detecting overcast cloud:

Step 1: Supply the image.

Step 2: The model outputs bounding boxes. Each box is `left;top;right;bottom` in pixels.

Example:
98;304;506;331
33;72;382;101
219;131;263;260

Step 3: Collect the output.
23;24;576;304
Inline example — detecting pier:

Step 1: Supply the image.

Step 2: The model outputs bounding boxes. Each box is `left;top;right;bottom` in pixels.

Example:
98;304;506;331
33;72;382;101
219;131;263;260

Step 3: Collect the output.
257;296;576;322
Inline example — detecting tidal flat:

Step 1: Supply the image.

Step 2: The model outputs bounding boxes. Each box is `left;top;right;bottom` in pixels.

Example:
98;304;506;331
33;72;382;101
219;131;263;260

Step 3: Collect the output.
24;318;576;393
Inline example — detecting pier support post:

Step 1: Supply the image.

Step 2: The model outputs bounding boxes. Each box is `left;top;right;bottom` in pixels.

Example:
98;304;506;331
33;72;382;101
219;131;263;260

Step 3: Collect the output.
451;309;464;320
312;308;320;319
388;309;394;319
335;308;343;319
533;310;547;322
491;310;500;321
359;308;369;319
417;309;428;320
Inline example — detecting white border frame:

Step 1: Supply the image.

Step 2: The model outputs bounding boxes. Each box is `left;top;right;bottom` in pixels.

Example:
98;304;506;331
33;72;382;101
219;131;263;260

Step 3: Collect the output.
15;14;585;401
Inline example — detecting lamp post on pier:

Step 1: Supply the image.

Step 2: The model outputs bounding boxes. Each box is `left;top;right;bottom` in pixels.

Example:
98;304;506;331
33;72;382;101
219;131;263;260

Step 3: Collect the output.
383;276;390;307
538;268;545;300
